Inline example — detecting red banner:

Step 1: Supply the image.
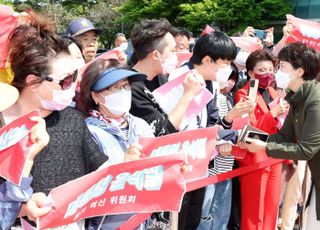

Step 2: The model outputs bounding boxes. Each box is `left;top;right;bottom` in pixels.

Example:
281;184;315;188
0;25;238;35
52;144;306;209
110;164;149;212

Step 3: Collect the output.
0;5;19;69
285;14;320;52
0;110;40;186
139;127;220;182
230;37;261;53
38;154;186;229
117;157;284;229
201;25;215;36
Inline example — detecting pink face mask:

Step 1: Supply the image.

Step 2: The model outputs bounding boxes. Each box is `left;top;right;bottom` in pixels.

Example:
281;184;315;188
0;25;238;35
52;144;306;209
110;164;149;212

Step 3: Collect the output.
37;83;75;111
254;73;274;89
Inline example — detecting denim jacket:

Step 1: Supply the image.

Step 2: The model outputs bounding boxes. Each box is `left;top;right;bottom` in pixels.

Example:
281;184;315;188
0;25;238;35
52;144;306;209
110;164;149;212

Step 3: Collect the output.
85;111;154;229
0;177;33;230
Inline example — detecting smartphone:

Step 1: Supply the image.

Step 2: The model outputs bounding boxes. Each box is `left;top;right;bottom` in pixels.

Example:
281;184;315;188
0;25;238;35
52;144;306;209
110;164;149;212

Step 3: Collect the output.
254;29;267;40
247;79;259;102
245;131;269;144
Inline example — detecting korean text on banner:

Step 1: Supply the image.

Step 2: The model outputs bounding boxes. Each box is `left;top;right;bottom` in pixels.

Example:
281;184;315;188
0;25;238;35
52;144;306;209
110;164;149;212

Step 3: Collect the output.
285;14;320;52
139;126;220;182
0;110;40;186
38;154;186;229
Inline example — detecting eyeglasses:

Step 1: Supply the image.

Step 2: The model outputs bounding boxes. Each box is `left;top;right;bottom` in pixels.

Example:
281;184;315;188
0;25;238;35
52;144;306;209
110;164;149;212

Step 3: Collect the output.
105;84;131;94
45;69;78;90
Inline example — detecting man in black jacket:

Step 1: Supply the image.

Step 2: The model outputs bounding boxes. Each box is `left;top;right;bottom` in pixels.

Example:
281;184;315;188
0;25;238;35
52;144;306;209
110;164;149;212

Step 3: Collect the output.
129;19;203;230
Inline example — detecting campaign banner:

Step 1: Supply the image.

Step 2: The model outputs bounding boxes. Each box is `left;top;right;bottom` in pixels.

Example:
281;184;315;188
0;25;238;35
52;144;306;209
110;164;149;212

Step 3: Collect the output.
152;70;213;130
38;154;186;229
230;37;261;53
0;5;19;69
0;110;40;186
201;25;215;36
285;14;320;52
76;49;121;92
139;126;220;182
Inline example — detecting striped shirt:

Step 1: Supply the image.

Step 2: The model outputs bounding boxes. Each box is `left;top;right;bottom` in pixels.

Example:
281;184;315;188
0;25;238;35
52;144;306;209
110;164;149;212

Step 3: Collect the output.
209;93;235;176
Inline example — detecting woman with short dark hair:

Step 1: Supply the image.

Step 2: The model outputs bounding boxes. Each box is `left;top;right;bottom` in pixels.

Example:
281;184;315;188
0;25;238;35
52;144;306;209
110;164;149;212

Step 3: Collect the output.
242;42;320;230
234;49;290;230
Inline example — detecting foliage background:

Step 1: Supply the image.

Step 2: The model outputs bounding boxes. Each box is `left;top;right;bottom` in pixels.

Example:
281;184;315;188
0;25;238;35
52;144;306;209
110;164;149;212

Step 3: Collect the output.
2;0;293;48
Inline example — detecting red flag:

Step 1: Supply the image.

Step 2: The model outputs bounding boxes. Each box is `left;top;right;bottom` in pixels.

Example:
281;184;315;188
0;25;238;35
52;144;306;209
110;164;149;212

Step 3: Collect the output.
38;154;186;229
285;14;320;52
0;110;40;185
230;37;261;53
201;25;215;36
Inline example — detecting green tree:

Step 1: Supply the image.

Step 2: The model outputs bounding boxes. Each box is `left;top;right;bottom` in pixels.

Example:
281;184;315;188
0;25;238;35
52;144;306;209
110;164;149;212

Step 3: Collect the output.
9;0;126;47
179;0;292;35
118;0;293;36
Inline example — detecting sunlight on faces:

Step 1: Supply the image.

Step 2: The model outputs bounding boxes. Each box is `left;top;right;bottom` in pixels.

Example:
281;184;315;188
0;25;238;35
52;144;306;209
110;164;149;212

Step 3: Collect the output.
99;79;130;97
278;61;303;89
249;60;274;78
156;33;177;60
278;61;294;73
68;43;85;71
114;36;127;48
92;79;131;118
203;58;232;81
77;31;98;63
175;35;189;52
37;53;76;101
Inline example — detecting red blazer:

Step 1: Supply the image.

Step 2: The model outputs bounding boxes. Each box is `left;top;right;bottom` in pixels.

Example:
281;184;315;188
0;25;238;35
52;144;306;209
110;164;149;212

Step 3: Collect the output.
234;81;279;164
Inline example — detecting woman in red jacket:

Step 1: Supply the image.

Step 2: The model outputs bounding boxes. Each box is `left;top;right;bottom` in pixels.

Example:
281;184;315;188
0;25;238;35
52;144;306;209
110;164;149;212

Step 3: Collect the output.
234;49;289;230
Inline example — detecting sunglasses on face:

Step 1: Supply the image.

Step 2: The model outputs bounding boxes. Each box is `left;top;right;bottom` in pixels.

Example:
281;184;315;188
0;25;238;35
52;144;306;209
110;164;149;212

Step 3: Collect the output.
45;69;78;90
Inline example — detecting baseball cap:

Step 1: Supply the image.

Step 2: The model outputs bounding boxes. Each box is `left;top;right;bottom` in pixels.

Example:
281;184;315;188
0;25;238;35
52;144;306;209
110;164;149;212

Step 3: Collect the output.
91;68;145;92
66;18;102;37
0;83;19;111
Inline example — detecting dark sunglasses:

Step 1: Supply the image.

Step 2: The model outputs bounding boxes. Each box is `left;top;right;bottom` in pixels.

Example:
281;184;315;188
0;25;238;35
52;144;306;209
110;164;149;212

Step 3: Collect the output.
45;69;78;90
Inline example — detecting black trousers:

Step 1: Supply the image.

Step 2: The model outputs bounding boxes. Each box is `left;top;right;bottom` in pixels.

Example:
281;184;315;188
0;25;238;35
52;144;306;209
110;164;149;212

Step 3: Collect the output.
178;187;205;230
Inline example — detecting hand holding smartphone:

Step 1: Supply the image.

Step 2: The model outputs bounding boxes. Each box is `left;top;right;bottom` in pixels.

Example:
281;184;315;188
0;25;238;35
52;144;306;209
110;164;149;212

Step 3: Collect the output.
247;79;259;102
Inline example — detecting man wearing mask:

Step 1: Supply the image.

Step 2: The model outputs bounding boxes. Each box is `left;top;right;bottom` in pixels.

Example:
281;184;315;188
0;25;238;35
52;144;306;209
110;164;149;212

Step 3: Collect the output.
129;18;203;229
114;33;133;63
183;31;253;230
130;19;202;137
66;18;102;63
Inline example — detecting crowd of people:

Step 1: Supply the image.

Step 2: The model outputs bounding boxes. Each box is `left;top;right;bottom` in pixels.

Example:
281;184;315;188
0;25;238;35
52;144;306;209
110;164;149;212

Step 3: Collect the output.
1;5;320;230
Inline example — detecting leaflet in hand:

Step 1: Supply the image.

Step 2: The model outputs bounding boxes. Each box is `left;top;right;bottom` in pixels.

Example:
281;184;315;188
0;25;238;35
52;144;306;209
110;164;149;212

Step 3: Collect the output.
153;68;213;130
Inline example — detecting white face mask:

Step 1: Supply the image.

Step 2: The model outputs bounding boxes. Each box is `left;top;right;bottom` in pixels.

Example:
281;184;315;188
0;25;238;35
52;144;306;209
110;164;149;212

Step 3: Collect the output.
216;65;233;88
275;70;291;89
101;88;132;116
38;83;75;111
157;52;179;75
234;50;250;67
120;42;128;51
